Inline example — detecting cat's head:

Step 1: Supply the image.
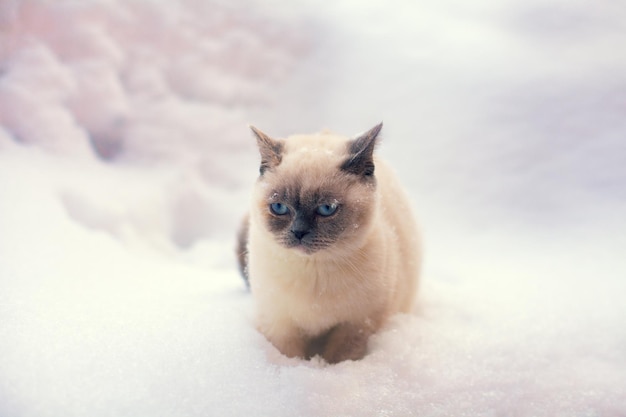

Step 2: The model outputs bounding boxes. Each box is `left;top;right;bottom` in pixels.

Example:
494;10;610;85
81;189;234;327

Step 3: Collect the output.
250;123;383;256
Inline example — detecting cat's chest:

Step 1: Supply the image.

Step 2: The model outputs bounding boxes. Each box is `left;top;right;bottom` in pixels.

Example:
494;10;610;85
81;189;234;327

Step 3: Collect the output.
281;259;352;295
266;257;383;330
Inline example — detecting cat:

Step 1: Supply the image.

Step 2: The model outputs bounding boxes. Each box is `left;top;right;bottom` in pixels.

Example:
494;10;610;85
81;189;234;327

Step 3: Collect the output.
236;122;421;363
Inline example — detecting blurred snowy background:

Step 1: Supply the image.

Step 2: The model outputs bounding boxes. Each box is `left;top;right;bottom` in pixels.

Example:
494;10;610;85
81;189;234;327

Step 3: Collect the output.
1;0;625;416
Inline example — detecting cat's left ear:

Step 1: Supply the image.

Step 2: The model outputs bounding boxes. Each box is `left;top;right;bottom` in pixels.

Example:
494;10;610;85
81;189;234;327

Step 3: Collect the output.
250;125;283;175
341;122;383;177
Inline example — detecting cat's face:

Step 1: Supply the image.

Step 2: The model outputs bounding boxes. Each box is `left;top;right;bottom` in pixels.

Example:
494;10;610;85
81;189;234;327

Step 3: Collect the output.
258;168;374;255
251;124;382;256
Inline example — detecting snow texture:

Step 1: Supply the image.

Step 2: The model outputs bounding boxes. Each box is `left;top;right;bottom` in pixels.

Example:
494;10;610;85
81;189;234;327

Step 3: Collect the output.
1;0;625;416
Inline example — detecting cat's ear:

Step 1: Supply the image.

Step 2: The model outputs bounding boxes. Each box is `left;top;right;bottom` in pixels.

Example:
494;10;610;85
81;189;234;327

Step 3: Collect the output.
250;125;283;175
341;122;383;177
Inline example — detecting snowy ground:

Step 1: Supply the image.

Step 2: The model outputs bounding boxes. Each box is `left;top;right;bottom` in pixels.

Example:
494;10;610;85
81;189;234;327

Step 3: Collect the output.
1;1;626;416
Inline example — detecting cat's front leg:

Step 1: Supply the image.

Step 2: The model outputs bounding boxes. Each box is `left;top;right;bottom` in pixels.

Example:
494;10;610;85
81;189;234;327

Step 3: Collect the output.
321;322;373;364
261;322;308;359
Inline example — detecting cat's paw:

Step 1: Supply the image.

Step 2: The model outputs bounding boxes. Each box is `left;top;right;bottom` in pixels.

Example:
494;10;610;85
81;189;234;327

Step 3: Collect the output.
321;323;370;364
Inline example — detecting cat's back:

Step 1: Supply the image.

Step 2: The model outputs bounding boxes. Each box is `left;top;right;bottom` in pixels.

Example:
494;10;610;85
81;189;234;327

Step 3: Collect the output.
370;156;421;313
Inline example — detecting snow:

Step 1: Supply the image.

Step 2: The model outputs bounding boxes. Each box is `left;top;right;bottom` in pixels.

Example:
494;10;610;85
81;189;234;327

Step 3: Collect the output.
1;0;626;416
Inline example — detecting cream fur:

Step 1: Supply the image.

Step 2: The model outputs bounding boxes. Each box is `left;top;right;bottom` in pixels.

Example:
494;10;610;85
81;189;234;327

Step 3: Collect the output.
247;130;420;362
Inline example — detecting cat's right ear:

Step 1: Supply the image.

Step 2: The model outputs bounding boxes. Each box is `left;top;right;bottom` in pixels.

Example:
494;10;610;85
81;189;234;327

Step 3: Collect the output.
250;125;283;175
341;122;383;177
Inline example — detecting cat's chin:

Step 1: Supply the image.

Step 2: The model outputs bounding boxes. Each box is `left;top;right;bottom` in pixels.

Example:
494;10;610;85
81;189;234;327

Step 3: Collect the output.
289;243;316;256
283;238;362;258
283;241;321;256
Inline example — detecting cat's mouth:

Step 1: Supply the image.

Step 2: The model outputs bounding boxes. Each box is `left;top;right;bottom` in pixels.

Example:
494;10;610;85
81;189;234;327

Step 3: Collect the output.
284;236;322;255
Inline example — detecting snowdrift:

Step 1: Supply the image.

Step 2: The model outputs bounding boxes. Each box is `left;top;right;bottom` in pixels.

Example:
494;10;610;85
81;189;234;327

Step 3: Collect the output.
1;1;625;416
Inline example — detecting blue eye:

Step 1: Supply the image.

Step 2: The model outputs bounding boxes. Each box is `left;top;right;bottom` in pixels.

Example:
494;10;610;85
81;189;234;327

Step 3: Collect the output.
270;202;289;215
317;203;338;216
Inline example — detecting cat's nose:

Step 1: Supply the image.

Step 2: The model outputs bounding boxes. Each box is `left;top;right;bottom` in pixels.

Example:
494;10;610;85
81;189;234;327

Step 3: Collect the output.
291;229;310;240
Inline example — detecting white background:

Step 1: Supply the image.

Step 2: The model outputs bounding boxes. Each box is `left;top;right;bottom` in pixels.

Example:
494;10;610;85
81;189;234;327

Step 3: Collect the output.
1;1;625;415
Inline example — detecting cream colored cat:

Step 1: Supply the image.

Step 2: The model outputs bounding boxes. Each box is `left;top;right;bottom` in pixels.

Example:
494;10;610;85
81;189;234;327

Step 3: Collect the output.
237;123;420;363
